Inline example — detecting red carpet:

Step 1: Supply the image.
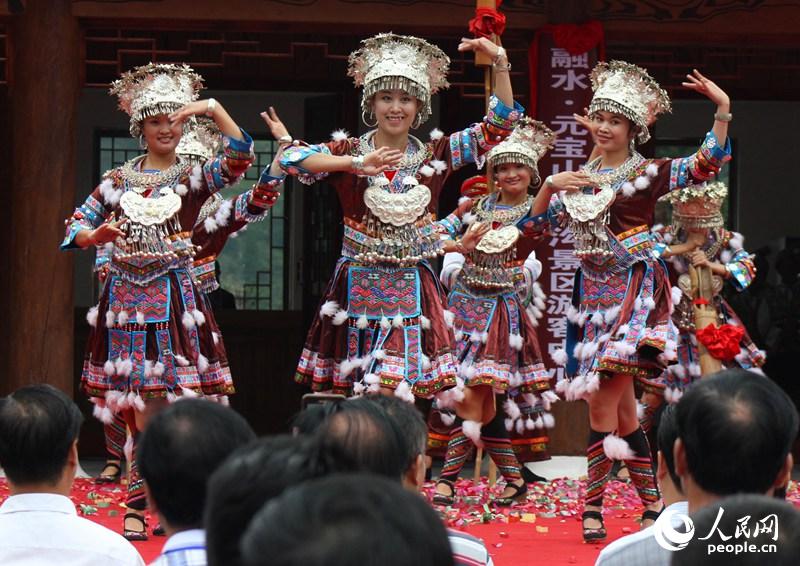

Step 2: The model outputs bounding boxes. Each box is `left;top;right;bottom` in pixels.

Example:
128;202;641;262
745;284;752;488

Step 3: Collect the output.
2;478;798;565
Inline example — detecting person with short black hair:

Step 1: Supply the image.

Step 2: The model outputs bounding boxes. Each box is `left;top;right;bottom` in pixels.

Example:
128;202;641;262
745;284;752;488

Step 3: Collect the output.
138;399;255;566
240;474;454;566
672;494;800;566
0;384;143;565
204;435;334;566
674;368;798;512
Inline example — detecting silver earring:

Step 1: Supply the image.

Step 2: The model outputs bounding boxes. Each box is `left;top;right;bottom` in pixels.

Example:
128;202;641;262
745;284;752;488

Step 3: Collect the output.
411;114;423;130
362;109;377;128
139;135;147;150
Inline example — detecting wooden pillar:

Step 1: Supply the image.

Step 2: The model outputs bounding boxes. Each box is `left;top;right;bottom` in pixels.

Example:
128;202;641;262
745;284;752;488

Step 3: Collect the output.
5;0;81;396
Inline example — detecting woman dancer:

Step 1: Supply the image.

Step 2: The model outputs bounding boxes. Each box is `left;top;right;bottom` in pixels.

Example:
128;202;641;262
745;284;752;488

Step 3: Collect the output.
531;63;732;541
262;33;522;401
432;118;558;506
637;181;763;430
62;63;255;539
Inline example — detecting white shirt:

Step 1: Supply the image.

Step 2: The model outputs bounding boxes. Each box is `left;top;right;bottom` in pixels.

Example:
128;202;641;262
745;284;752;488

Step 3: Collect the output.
0;493;145;566
594;500;689;566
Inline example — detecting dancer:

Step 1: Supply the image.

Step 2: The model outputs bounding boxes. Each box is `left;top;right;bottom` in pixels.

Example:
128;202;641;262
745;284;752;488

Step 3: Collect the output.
637;181;763;431
62;62;254;539
531;63;732;541
262;33;522;400
432;119;558;506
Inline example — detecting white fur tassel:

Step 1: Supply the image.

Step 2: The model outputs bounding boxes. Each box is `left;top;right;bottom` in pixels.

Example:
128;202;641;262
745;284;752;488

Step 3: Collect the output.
643;297;656;311
729;232;744;251
356;313;369;330
431;159;447;175
509;333;524;351
443;309;456;328
394;381;415;403
332;309;350;326
353;382;366;395
541;390;560;409
319;300;340;319
105;310;116;328
189;165;203;191
503;398;521;420
182;311;196;330
330;129;349;142
505;418;514;432
380;315;391;330
373;349;386;361
621;182;636;197
212;331;220;345
542;412;556;429
174;183;188;196
634;175;650;190
555;378;569;395
429;128;444;141
174;354;190;367
180;385;200;398
192;309;206;326
135;310;145;326
646;163;659;177
392;312;404;328
420;315;431;330
86;306;99;328
612;341;637;357
153;361;165;377
590;311;604;327
584;372;600;394
418;164;435;177
197;354;209;374
603;435;635;460
604;305;621;324
441;412;456;427
551;347;568;367
462;420;483;446
117;310;129;326
671;286;683;307
204;216;219;233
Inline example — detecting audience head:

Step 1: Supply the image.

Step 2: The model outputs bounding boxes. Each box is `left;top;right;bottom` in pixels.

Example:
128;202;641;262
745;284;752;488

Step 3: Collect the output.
315;396;407;479
657;403;682;497
675;369;798;500
291;400;344;436
205;435;333;566
0;384;84;489
367;395;428;489
138;398;255;531
671;494;800;566
241;474;454;566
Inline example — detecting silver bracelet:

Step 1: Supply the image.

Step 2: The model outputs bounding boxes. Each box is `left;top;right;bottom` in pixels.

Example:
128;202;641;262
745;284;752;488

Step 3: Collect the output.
713;112;732;122
278;134;292;144
492;46;507;65
351;155;365;172
544;175;555;189
205;98;216;117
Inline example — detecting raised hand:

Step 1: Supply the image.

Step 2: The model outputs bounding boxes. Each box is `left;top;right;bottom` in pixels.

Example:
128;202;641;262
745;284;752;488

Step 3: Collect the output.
260;106;291;141
169;100;214;125
90;216;127;246
682;69;730;108
457;37;504;60
548;171;593;193
572;107;595;134
689;249;711;268
362;147;404;176
460;221;490;252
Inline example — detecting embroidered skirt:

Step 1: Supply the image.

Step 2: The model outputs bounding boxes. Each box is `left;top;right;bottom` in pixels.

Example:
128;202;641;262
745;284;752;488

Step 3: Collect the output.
295;258;458;398
81;268;234;404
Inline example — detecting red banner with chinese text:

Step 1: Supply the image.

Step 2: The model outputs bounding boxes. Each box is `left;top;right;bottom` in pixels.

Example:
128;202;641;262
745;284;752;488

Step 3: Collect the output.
523;23;604;380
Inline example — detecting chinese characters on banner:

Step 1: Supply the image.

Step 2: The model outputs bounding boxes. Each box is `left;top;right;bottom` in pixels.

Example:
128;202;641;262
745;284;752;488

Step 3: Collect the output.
524;28;603;380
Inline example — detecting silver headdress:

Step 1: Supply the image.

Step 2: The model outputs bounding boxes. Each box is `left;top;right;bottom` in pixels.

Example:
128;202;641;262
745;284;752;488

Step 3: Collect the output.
486;118;555;185
110;62;204;138
661;181;728;230
177;116;222;165
588;60;671;144
348;33;450;126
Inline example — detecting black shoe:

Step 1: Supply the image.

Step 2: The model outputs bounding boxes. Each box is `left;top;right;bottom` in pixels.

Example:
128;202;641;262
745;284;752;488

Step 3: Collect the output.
152;523;166;536
494;480;528;507
95;461;122;484
432;479;456;506
521;466;547;483
641;505;664;528
582;509;606;543
123;512;148;542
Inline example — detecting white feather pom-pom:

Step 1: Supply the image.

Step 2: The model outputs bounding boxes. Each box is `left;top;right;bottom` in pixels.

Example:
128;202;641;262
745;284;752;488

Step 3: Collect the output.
394;381;415;403
153;361;165;377
192;309;206;326
117;310;129;326
180;385;200;398
720;250;732;264
356;313;369;330
212;332;220;345
555;378;569;395
671;286;683;306
86;306;99;328
462;420;483;446
134;310;145;326
729;232;744;251
646;163;659;178
581;341;599;361
634;297;643;311
460;364;477;381
515;418;525;435
543;412;556;429
454;329;464;342
505;418;514;432
104;360;116;376
373;349;386;361
174;354;190;367
616;323;630;337
319;300;340;318
431;160;447;175
566;305;579;323
392;312;404;328
526;417;536;431
604;305;621;324
689;363;701;378
353;382;366;395
573;342;585;360
550;348;569;366
443;310;455;328
166;391;179;403
197;354;209;374
420;314;431;330
380;315;391;330
634;175;650;190
429;128;444;141
418;164;435;177
189;165;203;190
105;310;116;328
567;374;586;401
462;212;476;225
590;311;604;327
509;333;524;351
332;309;350;326
503;398;521;420
422;355;432;372
441;412;456;427
577;312;589;327
133;394;146;412
643;297;656;311
175;183;188;196
603;434;635;460
204;216;219;233
541;390;560;408
144;360;153;378
621;182;636;197
612;341;636;357
585;372;600;394
339;357;362;378
330;129;349;141
364;373;380;385
597;332;611;344
182;311;196;330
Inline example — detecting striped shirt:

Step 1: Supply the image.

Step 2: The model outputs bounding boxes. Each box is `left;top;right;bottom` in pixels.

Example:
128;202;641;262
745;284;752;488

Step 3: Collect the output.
448;528;494;566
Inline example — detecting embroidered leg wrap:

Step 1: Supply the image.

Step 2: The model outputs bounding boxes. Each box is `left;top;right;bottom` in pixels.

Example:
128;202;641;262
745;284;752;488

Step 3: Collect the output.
481;411;522;482
126;432;147;511
104;412;127;461
440;419;472;482
622;427;661;506
586;429;614;508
